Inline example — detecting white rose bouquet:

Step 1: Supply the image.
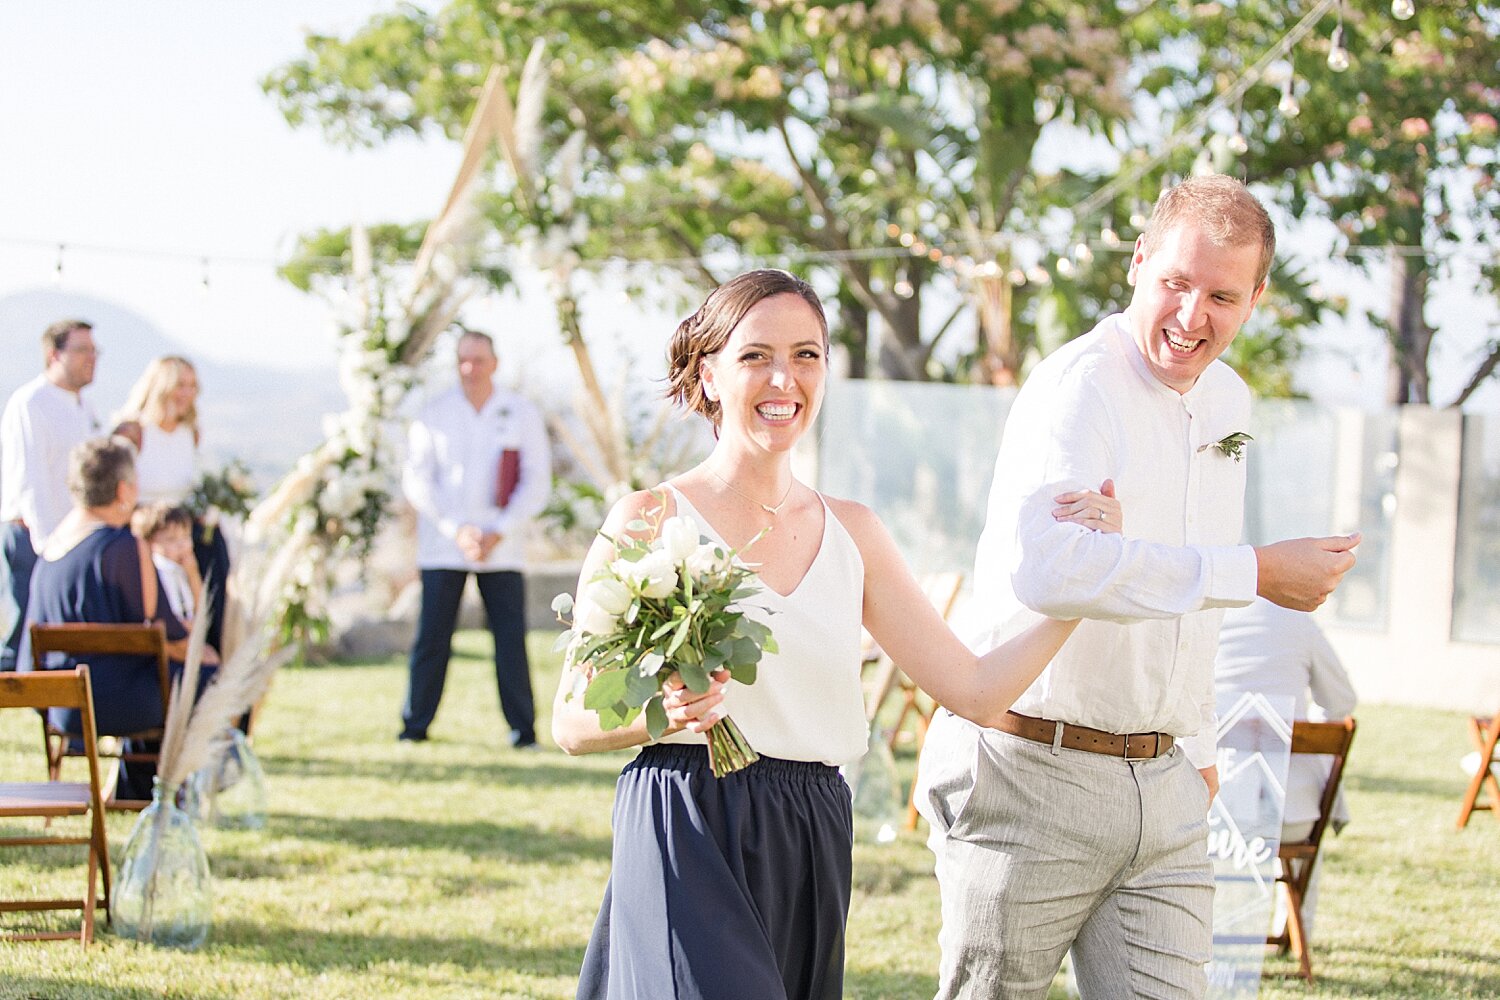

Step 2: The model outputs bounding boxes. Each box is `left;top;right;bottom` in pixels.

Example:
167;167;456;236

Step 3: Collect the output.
553;501;777;777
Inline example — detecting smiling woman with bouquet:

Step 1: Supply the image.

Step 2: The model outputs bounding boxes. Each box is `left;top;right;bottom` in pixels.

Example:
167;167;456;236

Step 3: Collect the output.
552;269;1122;1000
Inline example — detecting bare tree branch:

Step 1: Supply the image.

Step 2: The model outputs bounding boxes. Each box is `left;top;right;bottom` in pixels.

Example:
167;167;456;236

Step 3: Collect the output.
1450;337;1500;409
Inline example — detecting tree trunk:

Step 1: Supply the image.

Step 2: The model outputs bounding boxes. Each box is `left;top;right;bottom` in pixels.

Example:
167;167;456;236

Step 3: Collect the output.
1386;252;1433;405
835;285;870;379
877;264;927;380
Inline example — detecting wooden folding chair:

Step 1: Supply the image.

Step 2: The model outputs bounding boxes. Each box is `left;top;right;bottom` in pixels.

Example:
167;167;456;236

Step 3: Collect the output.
1456;711;1499;829
0;667;112;945
860;572;964;831
1269;717;1357;984
30;622;170;811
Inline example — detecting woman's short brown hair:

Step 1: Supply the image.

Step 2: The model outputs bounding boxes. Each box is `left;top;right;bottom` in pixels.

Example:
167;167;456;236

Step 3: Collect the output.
68;437;136;509
665;269;828;425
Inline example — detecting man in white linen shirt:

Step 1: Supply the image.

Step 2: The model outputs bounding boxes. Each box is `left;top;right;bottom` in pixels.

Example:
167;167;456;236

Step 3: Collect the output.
1215;597;1356;941
1;319;101;672
398;329;552;747
915;176;1360;1000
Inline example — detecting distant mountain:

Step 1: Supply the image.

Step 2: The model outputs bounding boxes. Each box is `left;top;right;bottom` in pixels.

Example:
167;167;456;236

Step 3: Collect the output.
0;288;343;486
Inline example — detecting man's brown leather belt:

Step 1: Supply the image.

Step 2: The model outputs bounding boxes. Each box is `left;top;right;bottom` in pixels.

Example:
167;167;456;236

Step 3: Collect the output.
995;711;1174;759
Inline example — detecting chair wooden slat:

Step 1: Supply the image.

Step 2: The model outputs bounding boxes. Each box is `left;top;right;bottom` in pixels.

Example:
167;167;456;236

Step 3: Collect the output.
1456;713;1500;829
30;622;170;811
0;667;112;946
1268;717;1356;984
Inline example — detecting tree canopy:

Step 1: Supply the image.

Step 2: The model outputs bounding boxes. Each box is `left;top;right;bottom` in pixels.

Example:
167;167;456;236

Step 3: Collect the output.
264;0;1500;401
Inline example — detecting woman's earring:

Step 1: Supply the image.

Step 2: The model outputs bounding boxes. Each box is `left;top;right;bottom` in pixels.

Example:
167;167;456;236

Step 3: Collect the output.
704;384;719;402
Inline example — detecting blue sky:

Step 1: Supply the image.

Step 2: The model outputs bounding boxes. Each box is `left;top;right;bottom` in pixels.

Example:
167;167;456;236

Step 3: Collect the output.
1;2;1494;408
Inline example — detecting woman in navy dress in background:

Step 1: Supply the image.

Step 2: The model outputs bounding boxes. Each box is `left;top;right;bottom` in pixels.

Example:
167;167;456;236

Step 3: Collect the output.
20;436;210;799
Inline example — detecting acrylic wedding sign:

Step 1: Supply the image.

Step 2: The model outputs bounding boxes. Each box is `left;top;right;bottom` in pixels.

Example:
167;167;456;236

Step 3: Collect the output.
1205;692;1295;998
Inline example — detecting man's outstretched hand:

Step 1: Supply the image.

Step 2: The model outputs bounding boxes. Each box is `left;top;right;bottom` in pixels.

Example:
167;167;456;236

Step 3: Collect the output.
1254;533;1360;611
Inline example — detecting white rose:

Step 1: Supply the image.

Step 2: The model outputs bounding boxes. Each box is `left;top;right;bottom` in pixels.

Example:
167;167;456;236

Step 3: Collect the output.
685;542;730;582
574;599;618;636
660;515;700;563
584;577;632;616
641;550;681;600
614;550;678;601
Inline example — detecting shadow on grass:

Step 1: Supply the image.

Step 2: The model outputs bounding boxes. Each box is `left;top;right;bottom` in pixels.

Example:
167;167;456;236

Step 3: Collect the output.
1345;773;1465;800
845;967;939;999
0;977;229;1000
1262;945;1500;997
255;753;624;791
209;916;585;979
260;812;612;865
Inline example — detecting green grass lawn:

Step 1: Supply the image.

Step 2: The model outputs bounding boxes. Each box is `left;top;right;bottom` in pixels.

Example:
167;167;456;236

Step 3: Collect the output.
1;631;1496;999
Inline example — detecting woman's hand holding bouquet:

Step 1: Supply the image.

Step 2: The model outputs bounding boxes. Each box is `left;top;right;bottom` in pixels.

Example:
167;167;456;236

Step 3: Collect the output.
554;500;776;777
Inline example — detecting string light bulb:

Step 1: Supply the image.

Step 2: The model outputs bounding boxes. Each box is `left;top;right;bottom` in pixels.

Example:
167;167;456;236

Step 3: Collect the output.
1327;23;1350;72
1278;78;1301;118
200;257;211;295
53;244;65;286
1391;0;1415;20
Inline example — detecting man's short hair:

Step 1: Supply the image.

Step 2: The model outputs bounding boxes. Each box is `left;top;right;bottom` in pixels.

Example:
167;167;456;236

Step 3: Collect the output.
456;327;496;356
42;319;92;356
1140;175;1277;288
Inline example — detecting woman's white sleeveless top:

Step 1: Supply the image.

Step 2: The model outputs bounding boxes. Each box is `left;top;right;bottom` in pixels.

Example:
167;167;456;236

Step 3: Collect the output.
136;423;197;504
656;485;869;767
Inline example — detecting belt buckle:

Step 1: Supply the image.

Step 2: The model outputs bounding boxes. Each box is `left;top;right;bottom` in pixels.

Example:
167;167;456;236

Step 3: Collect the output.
1122;732;1158;761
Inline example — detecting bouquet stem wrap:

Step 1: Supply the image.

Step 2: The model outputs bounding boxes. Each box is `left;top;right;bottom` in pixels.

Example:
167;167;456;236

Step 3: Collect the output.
705;716;759;778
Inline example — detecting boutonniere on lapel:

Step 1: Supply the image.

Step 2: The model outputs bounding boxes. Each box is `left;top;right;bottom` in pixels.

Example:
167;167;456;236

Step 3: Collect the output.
1198;432;1253;462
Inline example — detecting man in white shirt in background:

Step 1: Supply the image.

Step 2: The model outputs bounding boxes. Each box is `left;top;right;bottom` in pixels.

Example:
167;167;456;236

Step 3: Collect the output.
398;328;552;748
1;319;101;672
916;176;1360;999
1215;597;1356;942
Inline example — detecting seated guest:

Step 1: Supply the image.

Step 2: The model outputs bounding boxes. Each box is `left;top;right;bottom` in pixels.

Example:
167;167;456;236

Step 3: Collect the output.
18;437;216;799
1215;597;1356;942
132;502;201;626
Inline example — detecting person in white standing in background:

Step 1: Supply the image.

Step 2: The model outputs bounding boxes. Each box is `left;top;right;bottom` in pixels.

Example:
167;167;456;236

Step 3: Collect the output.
118;355;231;650
916;175;1361;1000
1215;596;1356;941
399;328;552;747
1;319;101;671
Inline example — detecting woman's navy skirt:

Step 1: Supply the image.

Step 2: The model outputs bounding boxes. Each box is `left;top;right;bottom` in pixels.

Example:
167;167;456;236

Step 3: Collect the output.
576;744;853;1000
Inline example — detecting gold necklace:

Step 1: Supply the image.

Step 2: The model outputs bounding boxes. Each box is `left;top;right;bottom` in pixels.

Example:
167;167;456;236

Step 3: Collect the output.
711;469;794;516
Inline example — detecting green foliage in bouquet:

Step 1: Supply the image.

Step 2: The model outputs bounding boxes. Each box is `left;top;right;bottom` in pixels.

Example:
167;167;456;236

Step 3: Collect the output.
187;460;258;522
553;500;777;776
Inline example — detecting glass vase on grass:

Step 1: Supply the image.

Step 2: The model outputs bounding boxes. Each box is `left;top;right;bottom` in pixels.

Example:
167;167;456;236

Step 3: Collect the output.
112;777;212;949
189;728;268;830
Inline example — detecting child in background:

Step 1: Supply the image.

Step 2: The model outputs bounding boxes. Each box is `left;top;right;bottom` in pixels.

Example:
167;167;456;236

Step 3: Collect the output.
131;502;202;625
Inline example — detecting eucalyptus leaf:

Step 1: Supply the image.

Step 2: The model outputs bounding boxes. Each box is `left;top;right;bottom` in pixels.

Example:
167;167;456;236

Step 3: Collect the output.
583;670;629;711
645;695;669;740
626;665;661;706
678;661;710;694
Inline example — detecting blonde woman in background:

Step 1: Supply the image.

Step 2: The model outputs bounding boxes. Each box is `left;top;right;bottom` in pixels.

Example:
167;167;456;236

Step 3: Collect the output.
119;355;230;648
